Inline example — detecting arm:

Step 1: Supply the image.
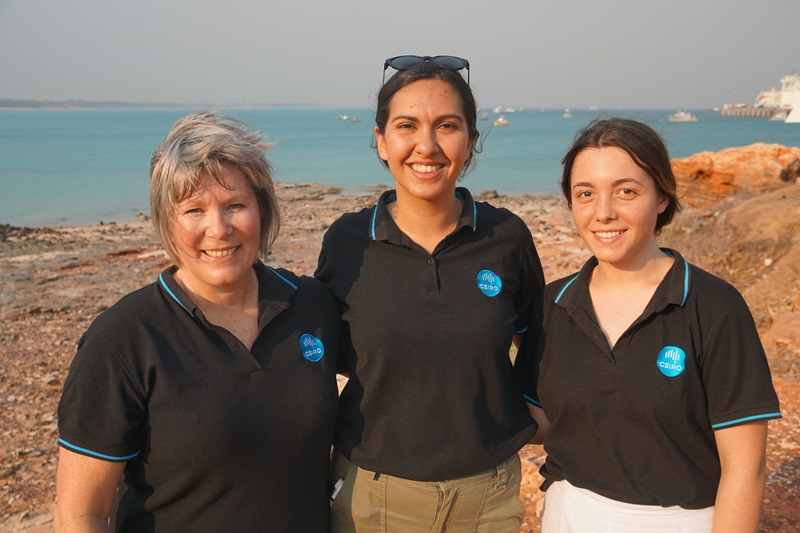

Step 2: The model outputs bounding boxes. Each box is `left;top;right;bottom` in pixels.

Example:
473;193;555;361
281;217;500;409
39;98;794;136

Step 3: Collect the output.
526;403;551;445
55;447;126;532
512;334;523;350
711;421;768;533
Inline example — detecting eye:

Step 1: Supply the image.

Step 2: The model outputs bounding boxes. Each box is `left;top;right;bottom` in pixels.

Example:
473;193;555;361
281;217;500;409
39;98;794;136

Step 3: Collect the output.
227;203;246;211
618;188;637;197
574;190;593;199
183;207;203;216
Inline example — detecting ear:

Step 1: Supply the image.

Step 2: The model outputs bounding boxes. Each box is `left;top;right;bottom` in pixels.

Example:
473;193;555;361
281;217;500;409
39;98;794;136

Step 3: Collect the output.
657;195;669;215
375;126;388;162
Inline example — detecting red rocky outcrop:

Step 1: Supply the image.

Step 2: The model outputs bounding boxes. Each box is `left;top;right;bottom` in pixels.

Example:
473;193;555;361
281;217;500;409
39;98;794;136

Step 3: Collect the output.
671;143;800;207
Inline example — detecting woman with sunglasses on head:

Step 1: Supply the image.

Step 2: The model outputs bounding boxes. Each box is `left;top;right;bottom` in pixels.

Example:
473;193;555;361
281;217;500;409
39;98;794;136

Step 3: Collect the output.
315;56;545;532
514;118;781;532
55;112;340;532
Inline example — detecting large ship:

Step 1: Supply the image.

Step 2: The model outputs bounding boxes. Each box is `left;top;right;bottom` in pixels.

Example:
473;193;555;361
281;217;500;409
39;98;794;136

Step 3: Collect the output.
722;72;799;123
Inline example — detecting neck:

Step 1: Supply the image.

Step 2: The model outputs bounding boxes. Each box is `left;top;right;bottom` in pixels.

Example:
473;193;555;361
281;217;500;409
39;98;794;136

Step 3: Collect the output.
391;191;462;254
392;191;461;231
591;247;673;286
174;268;258;312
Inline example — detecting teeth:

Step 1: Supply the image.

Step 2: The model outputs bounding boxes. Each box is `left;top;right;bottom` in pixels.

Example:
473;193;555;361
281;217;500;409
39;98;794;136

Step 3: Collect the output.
206;247;236;258
595;231;623;239
412;164;442;173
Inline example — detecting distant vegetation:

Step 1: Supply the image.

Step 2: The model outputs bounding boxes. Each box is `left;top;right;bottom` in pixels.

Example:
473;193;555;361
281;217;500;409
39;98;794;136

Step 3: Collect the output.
0;99;188;109
0;99;324;109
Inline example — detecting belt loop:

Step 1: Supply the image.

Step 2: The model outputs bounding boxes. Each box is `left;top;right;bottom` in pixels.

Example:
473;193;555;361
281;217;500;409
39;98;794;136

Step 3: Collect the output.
495;457;509;489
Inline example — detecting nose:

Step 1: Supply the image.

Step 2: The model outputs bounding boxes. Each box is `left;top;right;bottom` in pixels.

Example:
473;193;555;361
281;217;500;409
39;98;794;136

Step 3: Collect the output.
595;195;617;222
414;126;440;156
206;208;232;238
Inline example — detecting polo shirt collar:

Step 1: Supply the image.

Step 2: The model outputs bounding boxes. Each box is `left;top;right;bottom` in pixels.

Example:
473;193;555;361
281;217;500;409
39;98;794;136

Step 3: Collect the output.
369;187;477;242
255;262;296;330
157;262;297;330
157;266;196;316
553;248;692;314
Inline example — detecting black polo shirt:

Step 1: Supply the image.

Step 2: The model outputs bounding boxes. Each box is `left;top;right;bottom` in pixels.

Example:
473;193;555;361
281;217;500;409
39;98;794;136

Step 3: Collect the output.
514;249;781;508
315;187;544;481
58;262;340;532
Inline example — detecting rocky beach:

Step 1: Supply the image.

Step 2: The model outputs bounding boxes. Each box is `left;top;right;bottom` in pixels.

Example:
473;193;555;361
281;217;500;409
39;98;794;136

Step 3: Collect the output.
1;143;799;532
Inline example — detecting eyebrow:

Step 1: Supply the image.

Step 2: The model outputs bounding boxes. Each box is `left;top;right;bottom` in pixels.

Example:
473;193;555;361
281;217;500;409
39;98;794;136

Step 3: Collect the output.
571;177;643;189
389;113;465;124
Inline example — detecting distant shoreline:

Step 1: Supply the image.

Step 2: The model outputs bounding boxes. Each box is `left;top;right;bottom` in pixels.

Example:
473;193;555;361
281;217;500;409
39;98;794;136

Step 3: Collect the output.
0;99;332;110
1;99;723;112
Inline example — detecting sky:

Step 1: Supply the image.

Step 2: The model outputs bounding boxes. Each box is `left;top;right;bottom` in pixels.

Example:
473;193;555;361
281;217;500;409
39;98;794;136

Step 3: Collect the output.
0;0;797;110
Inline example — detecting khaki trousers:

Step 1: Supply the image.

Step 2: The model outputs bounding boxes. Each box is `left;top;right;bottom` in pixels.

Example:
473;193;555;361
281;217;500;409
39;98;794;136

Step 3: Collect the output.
331;450;525;533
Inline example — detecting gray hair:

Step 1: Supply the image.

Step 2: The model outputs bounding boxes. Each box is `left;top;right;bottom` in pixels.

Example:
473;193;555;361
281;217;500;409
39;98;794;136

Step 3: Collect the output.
150;111;280;263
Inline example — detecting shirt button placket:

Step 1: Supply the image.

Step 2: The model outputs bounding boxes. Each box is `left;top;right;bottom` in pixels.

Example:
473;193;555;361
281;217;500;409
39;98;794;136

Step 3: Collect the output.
426;256;439;295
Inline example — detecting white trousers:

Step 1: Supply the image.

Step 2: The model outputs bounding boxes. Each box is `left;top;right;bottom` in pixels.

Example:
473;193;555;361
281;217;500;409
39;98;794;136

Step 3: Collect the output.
541;480;714;533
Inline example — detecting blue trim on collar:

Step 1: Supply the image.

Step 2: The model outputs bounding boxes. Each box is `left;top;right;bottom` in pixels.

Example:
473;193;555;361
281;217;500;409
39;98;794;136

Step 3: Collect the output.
267;266;298;290
58;438;140;462
523;394;541;407
662;249;691;306
515;325;529;334
158;272;191;315
681;258;690;306
711;412;782;429
472;199;477;231
370;206;379;240
554;274;579;304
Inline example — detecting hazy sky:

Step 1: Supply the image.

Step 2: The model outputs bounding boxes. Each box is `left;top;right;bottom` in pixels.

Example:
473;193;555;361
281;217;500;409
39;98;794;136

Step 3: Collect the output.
1;0;797;109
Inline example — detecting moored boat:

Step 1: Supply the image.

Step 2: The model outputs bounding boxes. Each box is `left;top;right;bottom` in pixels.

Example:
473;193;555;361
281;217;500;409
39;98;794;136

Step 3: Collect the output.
493;115;509;126
668;111;698;122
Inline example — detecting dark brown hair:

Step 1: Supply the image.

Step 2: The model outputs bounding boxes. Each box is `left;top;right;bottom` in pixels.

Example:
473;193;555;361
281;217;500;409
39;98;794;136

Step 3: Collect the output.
561;118;681;234
374;60;480;176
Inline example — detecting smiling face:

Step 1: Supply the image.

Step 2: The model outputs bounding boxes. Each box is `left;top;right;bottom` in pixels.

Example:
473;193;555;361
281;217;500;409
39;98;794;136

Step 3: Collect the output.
170;162;261;297
570;146;669;270
375;78;474;205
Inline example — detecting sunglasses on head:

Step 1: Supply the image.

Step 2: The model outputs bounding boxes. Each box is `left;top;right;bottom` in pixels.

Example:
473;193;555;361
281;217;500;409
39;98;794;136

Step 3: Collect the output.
382;55;470;85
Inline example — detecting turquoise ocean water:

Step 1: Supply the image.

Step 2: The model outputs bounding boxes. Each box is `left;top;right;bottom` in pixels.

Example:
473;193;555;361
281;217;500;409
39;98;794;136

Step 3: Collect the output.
1;108;797;227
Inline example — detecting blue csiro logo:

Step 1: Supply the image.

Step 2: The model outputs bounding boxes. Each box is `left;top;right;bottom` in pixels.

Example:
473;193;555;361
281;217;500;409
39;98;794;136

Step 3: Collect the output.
656;345;686;377
300;334;324;362
477;269;502;297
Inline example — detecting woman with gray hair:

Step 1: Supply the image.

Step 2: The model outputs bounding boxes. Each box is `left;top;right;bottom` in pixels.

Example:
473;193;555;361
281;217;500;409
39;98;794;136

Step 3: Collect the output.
55;111;340;532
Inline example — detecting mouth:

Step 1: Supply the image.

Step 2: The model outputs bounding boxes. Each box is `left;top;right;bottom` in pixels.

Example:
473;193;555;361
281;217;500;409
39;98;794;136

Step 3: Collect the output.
411;163;445;174
594;230;624;239
204;246;238;258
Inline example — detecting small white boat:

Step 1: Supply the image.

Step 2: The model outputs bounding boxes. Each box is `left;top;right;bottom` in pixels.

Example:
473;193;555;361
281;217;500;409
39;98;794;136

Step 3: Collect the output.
769;109;789;122
493;115;509;126
668;111;698;122
563;108;573;118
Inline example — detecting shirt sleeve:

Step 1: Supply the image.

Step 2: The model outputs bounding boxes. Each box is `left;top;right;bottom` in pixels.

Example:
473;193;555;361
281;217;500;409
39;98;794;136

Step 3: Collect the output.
315;226;351;374
513;221;545;334
57;328;146;461
699;298;781;429
513;287;546;407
